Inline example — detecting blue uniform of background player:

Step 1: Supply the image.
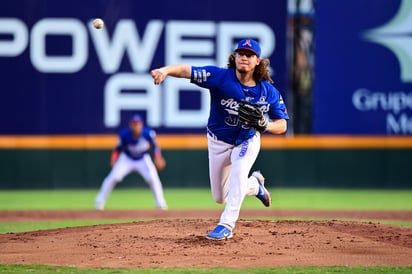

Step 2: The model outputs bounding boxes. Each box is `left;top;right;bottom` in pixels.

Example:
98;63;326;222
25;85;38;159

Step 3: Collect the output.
95;114;168;210
151;39;289;240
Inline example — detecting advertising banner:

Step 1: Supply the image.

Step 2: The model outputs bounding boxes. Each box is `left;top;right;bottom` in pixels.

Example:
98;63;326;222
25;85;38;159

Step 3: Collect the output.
0;0;287;134
314;0;412;135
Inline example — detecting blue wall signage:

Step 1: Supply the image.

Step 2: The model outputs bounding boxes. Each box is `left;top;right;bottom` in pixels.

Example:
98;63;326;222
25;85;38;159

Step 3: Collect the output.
0;0;287;134
314;0;412;135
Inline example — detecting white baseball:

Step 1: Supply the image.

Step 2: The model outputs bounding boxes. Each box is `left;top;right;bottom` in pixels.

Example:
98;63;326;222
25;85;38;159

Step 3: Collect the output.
93;18;104;29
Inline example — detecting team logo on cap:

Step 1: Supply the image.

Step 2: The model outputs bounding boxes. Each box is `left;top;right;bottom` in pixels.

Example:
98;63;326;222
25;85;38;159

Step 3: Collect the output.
242;40;252;47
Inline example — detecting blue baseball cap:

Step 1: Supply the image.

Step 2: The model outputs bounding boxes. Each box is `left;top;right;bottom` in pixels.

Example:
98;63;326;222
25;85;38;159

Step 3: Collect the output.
235;39;261;57
129;114;143;123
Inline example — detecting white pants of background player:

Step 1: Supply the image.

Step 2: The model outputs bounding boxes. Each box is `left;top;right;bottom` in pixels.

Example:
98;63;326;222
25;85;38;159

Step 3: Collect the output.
95;153;168;210
207;132;261;229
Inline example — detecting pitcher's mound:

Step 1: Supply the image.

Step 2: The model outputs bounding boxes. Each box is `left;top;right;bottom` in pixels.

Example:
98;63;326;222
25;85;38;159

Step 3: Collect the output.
1;219;411;268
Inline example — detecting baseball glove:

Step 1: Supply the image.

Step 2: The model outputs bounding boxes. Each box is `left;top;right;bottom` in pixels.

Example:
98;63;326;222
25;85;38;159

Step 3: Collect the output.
238;101;268;132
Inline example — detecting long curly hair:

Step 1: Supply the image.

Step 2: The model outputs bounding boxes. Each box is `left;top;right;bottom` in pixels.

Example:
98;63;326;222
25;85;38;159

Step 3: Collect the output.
227;53;274;84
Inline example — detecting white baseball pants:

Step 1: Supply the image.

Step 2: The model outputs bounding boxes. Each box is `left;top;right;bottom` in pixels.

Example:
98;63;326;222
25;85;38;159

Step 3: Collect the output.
207;132;261;229
95;153;167;209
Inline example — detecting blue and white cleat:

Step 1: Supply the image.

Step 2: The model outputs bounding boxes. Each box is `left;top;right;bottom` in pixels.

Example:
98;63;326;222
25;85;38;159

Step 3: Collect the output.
206;224;233;240
253;171;272;207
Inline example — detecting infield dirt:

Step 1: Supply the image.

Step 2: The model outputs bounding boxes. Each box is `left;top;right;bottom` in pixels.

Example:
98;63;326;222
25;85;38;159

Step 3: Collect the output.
0;209;411;268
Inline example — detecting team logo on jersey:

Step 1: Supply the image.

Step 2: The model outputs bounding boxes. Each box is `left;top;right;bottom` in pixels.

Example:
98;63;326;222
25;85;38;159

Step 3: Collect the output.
256;96;270;113
244;96;267;104
244;96;253;102
127;139;150;156
221;98;239;115
257;96;267;104
363;0;412;82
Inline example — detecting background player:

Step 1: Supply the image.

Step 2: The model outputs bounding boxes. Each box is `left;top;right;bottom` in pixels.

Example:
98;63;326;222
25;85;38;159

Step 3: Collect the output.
151;39;289;240
95;114;168;210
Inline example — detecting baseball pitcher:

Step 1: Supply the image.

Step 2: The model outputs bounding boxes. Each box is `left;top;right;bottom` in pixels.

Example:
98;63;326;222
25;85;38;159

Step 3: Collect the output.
151;39;289;240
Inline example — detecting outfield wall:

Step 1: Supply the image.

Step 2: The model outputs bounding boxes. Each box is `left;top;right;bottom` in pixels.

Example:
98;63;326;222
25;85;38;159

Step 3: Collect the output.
1;135;411;189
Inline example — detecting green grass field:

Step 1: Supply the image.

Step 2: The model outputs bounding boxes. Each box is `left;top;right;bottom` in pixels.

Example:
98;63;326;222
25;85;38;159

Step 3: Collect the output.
1;188;411;210
1;265;412;274
1;188;412;273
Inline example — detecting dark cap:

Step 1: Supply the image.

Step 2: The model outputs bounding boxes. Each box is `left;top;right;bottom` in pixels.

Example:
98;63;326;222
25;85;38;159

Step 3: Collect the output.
235;39;261;57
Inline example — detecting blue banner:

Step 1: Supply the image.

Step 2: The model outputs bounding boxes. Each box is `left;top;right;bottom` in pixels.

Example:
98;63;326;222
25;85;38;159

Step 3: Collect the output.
314;0;412;135
0;0;287;134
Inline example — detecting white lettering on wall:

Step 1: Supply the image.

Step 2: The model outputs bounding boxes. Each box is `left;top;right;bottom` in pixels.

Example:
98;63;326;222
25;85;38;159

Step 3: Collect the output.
30;18;87;73
0;18;28;57
0;18;277;128
164;79;210;127
353;88;412;114
104;73;161;127
89;20;163;73
387;113;412;134
353;88;412;134
166;21;216;66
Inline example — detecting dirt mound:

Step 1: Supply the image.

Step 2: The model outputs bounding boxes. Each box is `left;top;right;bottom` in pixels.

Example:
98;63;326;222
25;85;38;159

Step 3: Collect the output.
1;218;411;268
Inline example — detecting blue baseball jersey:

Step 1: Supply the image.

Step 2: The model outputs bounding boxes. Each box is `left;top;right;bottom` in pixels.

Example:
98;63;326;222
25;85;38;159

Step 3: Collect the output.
191;66;289;145
115;127;160;160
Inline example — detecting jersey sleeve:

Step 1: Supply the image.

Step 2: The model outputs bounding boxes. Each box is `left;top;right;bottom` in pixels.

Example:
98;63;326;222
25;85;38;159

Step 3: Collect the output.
145;128;162;156
114;136;123;152
114;129;127;152
190;66;225;89
267;86;289;120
